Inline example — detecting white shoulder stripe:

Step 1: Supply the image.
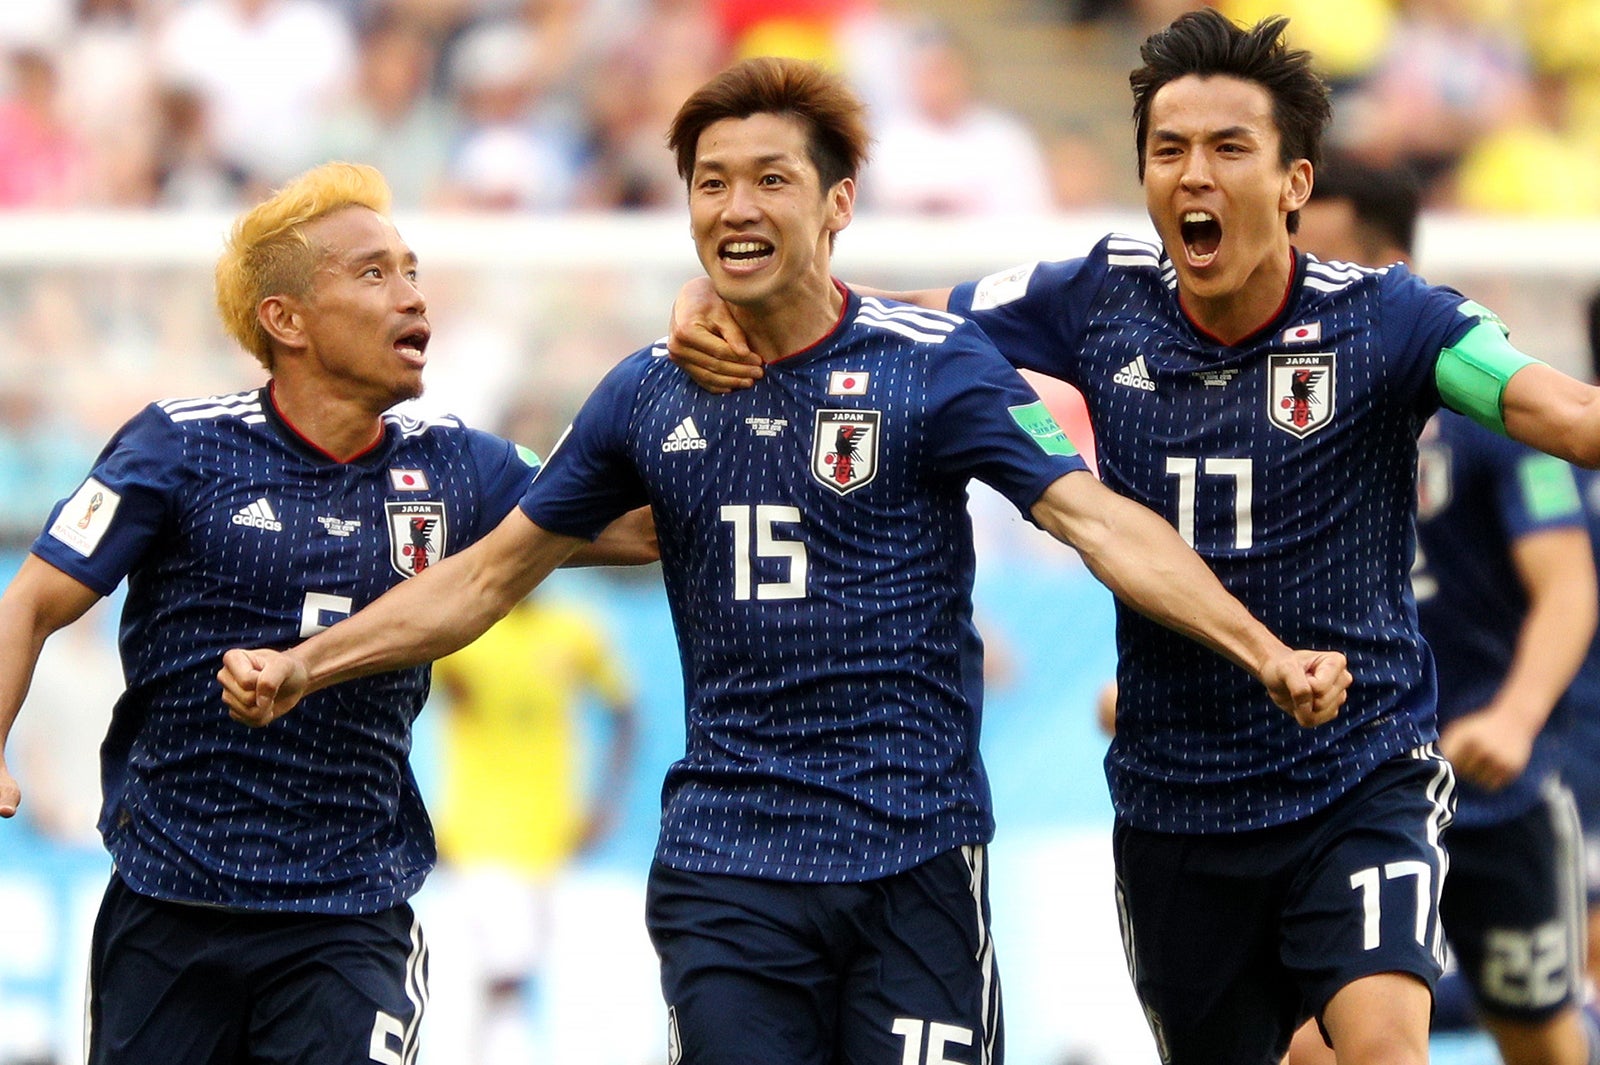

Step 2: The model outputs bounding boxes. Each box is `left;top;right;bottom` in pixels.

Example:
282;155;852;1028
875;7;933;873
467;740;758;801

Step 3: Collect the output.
1105;234;1162;256
160;390;266;424
860;316;951;345
1105;235;1163;271
858;296;961;332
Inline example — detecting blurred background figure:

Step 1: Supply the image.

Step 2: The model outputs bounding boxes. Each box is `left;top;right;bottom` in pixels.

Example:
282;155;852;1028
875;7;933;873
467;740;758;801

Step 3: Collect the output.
426;561;638;1064
0;46;88;208
1333;0;1532;203
1290;149;1600;1065
1561;286;1600;1009
1295;151;1419;268
860;22;1053;215
153;0;356;190
436;17;584;210
310;7;452;209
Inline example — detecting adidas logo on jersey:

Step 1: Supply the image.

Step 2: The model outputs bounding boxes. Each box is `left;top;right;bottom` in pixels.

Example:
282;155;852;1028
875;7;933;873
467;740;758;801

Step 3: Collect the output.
662;417;708;453
232;497;283;532
1113;356;1157;391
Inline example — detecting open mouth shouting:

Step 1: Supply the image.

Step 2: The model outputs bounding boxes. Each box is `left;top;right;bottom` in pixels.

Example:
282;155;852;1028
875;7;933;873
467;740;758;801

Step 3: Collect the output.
394;324;430;363
1180;210;1222;267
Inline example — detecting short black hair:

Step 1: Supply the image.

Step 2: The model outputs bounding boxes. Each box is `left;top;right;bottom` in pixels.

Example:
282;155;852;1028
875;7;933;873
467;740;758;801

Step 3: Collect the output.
1309;152;1421;259
1130;10;1331;232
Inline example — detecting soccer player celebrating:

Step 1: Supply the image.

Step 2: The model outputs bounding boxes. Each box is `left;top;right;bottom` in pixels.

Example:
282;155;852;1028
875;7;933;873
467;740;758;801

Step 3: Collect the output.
667;12;1600;1065
218;58;1347;1064
0;162;653;1065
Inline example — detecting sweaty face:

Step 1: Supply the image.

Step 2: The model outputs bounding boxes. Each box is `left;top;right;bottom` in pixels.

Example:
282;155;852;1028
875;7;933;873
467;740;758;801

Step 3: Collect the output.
295;207;431;410
687;112;851;319
1142;75;1310;327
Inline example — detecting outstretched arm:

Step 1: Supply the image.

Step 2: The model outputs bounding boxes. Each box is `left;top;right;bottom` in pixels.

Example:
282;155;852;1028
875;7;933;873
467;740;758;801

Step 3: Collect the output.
218;508;586;726
0;557;104;817
1031;471;1350;727
666;276;956;392
1438;526;1597;790
1501;363;1600;468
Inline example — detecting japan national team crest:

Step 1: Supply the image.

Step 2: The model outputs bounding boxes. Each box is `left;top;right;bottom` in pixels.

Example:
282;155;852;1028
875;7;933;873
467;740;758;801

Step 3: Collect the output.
811;409;880;495
1267;353;1336;438
386;500;447;577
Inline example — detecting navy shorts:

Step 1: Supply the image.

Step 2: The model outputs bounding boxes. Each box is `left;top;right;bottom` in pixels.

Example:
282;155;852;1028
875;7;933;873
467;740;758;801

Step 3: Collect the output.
87;873;429;1065
1113;747;1456;1065
1441;778;1587;1021
646;846;1003;1065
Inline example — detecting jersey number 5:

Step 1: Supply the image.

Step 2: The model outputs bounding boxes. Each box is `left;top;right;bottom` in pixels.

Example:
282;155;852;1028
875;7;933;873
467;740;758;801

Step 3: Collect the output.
720;504;807;601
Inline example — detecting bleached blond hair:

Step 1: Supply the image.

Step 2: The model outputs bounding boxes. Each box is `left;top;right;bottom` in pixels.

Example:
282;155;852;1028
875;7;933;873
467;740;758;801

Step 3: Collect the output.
215;162;394;368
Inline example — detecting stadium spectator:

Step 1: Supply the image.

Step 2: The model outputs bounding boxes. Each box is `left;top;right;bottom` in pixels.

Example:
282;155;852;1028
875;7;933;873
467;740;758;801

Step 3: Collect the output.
668;11;1600;1063
1335;0;1533;201
56;0;160;206
436;19;584;210
860;23;1054;216
153;0;357;187
0;46;88;208
219;56;1348;1065
311;8;453;209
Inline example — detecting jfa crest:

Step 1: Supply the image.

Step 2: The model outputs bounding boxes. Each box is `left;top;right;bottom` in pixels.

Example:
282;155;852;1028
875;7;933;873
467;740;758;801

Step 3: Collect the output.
1267;353;1336;438
811;409;880;495
386;500;447;577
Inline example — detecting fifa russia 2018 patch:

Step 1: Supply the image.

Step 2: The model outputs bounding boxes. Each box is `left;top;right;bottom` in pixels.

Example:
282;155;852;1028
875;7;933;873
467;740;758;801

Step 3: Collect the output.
1267;353;1335;438
386;500;447;577
49;477;120;556
811;409;879;495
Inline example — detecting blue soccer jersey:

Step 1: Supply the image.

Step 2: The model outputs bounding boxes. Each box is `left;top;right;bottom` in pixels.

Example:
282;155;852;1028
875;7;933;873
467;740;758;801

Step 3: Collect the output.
1413;411;1586;826
522;287;1087;883
1557;469;1600;832
30;387;535;913
950;236;1483;833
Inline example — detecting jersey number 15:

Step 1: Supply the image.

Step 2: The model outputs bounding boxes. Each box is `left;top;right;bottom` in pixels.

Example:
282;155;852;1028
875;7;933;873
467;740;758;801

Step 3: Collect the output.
720;504;807;601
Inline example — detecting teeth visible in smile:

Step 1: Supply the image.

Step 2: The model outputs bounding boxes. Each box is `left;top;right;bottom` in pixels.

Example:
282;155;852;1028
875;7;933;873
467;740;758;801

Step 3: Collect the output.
1183;211;1215;224
723;241;772;259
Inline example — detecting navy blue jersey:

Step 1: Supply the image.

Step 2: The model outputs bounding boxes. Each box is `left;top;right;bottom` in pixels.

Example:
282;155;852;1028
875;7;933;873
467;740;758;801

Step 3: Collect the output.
1559;469;1600;824
30;387;535;913
1413;411;1585;826
950;236;1480;833
522;287;1087;883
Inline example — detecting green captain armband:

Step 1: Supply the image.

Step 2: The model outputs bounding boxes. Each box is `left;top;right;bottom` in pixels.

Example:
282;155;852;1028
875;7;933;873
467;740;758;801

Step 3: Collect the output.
1435;318;1542;436
515;443;543;468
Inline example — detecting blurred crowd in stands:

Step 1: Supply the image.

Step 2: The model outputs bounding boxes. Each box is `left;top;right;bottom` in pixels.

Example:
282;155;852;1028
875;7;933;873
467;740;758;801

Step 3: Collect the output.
1;0;1596;217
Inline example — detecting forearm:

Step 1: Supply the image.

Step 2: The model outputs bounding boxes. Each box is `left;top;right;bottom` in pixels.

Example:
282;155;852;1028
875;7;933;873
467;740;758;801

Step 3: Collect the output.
1501;363;1600;468
1036;476;1287;678
851;284;954;311
1488;572;1596;734
294;519;582;695
0;560;99;760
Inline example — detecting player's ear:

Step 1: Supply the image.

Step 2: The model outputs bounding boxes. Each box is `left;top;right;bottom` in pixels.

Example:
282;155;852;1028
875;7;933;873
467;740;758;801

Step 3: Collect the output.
258;296;308;352
826;177;854;236
1282;158;1313;216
